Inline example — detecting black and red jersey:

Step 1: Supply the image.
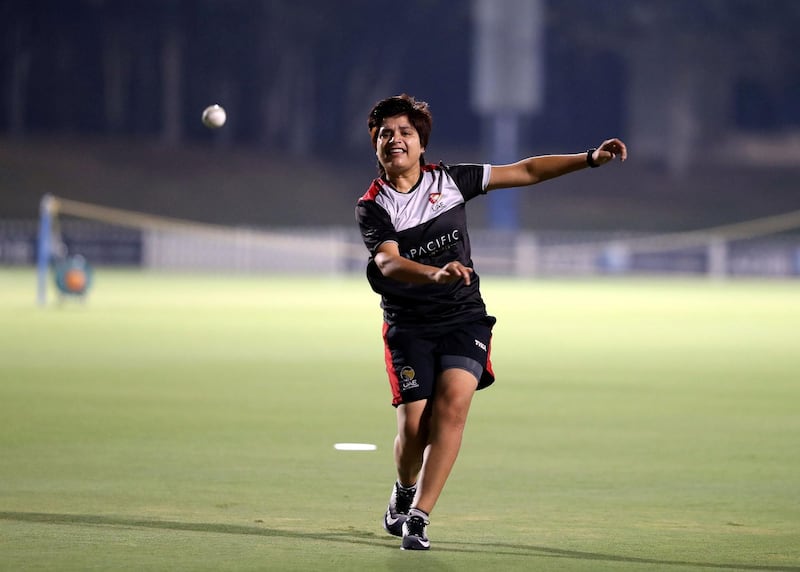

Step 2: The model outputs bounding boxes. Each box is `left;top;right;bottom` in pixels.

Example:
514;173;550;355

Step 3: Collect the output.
355;162;491;327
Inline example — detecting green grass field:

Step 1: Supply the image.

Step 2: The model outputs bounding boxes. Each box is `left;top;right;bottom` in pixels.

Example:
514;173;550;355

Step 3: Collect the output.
1;268;798;571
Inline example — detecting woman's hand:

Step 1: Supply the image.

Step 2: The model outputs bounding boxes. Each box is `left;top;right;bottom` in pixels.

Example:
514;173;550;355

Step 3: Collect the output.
432;261;473;285
591;138;628;166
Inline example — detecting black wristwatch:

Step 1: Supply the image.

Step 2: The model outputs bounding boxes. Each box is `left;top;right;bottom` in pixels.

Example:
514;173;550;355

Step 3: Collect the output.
586;148;600;168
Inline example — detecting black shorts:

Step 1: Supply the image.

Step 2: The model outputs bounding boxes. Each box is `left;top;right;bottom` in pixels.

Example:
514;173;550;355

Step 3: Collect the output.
382;316;497;406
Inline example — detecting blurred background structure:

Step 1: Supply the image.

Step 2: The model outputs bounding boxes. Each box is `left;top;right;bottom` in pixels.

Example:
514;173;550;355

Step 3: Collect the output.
2;0;800;280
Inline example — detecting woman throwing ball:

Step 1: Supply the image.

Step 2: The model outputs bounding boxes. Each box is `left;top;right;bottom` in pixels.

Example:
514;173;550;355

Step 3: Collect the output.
355;94;627;550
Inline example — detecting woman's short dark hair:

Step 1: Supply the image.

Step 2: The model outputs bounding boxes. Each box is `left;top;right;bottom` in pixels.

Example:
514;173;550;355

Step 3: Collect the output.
368;94;433;153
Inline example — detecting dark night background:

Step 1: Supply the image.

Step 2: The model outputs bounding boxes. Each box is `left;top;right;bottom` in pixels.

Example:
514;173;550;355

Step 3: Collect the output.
2;0;800;231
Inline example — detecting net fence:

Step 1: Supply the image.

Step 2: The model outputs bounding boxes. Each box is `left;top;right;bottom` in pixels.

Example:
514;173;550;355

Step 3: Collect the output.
42;195;367;275
2;194;799;279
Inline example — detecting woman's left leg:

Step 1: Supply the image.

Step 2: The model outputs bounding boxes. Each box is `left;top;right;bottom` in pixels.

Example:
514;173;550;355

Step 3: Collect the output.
412;367;478;515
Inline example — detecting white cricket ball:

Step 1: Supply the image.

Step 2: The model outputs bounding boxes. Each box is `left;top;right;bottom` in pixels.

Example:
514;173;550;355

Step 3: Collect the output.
202;104;226;129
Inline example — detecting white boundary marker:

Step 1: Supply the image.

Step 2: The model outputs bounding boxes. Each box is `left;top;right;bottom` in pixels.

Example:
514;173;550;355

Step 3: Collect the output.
334;443;377;451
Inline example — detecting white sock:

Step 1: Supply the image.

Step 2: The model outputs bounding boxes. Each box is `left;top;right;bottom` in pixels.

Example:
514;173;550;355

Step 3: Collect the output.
397;481;417;492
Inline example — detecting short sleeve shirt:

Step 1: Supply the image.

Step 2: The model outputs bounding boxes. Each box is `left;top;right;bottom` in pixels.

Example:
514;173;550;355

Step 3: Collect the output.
355;163;491;327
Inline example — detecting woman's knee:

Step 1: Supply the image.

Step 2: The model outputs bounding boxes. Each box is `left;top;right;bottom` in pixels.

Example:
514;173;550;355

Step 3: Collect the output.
433;369;478;425
397;399;430;441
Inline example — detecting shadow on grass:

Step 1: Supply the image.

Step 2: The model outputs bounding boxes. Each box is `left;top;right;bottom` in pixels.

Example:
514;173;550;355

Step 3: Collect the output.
1;511;795;571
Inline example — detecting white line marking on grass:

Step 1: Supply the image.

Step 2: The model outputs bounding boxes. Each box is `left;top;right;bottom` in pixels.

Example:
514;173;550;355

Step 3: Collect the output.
334;443;377;451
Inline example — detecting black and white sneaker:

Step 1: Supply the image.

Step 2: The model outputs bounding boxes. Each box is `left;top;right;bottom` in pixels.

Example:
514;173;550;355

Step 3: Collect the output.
383;481;416;537
401;514;430;550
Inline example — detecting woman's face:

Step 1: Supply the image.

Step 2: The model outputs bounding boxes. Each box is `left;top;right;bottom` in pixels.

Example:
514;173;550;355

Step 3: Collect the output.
375;114;425;178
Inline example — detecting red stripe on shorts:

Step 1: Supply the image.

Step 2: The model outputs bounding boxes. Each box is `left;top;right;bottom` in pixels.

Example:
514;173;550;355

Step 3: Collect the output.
485;338;495;379
382;322;402;406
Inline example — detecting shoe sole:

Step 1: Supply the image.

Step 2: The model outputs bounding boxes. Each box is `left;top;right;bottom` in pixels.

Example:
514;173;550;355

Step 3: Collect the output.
400;540;430;550
400;528;430;550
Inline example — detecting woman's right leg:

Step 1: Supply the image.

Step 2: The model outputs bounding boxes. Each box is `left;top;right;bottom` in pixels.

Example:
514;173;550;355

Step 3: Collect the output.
383;399;430;537
394;399;430;486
